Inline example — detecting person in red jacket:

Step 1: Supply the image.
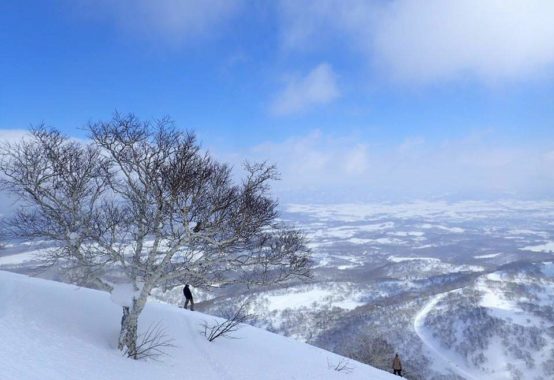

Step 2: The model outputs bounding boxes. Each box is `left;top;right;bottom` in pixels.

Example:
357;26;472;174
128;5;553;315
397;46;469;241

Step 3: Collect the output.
183;284;194;311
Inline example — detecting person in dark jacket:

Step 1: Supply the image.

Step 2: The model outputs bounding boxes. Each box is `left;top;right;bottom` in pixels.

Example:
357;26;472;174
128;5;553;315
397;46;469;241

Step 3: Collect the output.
392;353;402;376
183;284;194;311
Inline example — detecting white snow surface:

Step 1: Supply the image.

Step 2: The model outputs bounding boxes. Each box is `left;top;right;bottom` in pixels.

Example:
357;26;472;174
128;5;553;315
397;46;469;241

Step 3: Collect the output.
287;200;554;222
0;271;396;380
0;248;50;266
263;287;364;311
520;241;554;253
419;223;465;233
413;292;480;380
476;279;531;326
473;253;501;259
110;283;139;308
0;251;40;265
388;255;440;263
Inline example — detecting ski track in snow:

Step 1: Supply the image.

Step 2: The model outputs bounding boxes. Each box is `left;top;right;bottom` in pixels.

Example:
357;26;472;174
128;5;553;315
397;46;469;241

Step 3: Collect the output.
183;313;236;380
413;293;478;380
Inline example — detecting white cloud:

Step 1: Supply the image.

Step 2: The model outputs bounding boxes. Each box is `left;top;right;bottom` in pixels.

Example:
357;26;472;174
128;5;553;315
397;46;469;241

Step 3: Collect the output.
0;129;31;144
374;0;554;83
279;0;554;84
270;63;340;116
344;144;369;175
248;131;366;188
234;130;554;200
78;0;242;47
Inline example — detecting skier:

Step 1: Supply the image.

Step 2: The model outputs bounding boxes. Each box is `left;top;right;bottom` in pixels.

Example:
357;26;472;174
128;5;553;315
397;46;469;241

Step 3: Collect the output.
183;284;194;311
392;353;402;376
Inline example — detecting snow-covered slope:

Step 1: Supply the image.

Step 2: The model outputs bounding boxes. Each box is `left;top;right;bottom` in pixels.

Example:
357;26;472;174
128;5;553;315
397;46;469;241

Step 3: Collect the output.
418;263;554;380
0;271;397;380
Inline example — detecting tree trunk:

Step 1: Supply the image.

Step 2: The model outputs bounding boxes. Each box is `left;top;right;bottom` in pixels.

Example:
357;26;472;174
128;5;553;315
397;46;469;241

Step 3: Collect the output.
118;288;149;359
118;307;129;351
118;306;139;358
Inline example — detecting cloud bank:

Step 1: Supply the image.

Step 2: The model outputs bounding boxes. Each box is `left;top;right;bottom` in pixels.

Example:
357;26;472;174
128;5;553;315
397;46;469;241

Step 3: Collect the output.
236;130;554;200
2;128;552;203
279;0;554;84
0;129;30;144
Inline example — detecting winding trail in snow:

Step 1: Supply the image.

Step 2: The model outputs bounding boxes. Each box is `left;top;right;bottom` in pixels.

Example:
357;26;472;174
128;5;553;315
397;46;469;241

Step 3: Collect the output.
413;293;478;380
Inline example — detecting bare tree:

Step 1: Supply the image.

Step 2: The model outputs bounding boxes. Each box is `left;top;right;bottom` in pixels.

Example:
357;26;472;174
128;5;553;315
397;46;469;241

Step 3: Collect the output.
0;114;311;359
0;127;112;289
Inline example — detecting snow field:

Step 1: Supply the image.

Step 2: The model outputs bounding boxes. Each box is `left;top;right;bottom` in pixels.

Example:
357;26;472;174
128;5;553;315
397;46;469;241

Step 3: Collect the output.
262;286;365;312
0;271;397;380
473;253;501;259
520;241;554;253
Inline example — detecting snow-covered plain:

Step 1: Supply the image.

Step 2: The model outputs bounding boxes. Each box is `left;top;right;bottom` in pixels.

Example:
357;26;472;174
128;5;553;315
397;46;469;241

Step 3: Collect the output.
520;241;554;253
287;200;554;222
285;200;554;272
473;253;501;259
0;271;397;380
388;256;440;263
0;247;51;266
263;287;364;312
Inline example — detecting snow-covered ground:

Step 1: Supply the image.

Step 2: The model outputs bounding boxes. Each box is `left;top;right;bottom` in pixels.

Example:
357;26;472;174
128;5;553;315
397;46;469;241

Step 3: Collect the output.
520;241;554;253
0;246;52;266
284;200;554;272
0;271;397;380
262;287;365;312
287;200;554;223
413;267;554;380
388;256;440;263
0;249;43;265
477;278;532;326
473;253;501;259
413;292;480;380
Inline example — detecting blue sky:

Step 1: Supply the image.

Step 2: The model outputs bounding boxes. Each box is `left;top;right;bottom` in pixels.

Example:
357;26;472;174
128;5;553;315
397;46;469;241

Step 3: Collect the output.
1;0;554;200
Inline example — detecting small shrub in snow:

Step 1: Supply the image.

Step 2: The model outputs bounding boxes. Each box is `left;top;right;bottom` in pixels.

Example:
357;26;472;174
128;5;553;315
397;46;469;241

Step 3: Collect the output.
124;322;175;360
327;358;354;374
201;301;253;342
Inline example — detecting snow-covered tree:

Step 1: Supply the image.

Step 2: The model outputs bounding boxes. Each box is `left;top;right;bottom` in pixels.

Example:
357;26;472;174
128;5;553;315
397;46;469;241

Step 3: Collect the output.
0;114;311;359
0;127;112;289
